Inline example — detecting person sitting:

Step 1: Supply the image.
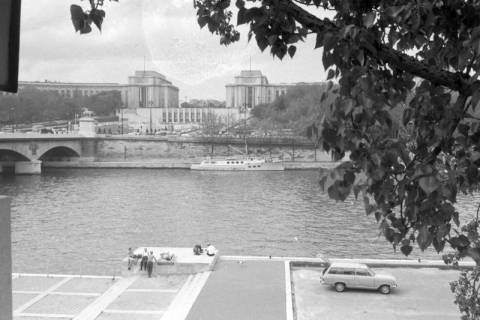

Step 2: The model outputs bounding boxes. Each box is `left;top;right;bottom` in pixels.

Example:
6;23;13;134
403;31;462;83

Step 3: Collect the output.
206;244;217;256
159;251;175;263
193;244;203;255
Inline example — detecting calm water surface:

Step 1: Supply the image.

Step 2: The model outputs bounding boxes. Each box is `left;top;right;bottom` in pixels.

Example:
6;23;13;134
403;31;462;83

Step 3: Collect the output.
2;168;479;275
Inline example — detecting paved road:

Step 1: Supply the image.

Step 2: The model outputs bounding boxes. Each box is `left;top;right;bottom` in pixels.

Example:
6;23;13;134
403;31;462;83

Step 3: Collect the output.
292;267;461;320
186;260;286;320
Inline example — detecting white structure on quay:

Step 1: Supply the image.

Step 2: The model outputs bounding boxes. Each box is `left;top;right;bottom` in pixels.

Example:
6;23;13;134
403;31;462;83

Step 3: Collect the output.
226;70;291;109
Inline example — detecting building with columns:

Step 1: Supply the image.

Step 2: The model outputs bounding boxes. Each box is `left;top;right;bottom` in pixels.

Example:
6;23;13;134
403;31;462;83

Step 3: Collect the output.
226;70;292;109
17;70;179;109
125;71;179;109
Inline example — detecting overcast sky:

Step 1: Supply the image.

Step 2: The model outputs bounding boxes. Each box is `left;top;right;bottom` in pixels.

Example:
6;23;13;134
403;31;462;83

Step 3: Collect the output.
20;0;328;101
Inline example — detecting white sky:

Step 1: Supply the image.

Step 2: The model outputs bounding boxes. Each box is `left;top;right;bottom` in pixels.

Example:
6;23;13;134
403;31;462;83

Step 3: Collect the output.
19;0;328;100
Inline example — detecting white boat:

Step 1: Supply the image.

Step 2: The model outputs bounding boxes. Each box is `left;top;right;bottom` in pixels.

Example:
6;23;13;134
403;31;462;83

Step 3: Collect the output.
191;157;285;171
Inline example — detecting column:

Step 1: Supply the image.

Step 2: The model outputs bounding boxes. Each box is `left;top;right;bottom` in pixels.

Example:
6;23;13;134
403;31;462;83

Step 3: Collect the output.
0;196;12;320
164;87;169;108
14;160;41;174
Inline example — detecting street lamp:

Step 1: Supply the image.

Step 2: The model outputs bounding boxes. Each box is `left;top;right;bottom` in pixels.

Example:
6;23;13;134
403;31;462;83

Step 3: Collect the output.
120;108;124;135
149;100;153;134
10;107;15;133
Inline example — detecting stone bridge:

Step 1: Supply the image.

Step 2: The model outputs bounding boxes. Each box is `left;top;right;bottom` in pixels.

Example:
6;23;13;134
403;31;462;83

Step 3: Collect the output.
0;134;323;174
0;134;96;174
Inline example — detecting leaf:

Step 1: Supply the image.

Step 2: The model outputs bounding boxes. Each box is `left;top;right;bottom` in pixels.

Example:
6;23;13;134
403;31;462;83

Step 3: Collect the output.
400;244;413;256
327;69;335;80
432;237;445;253
418;176;440;194
90;9;105;31
450;235;470;249
385;6;404;19
70;5;85;32
288;45;297;58
315;32;323;49
417;226;433;251
362;12;376;28
256;34;268;52
237;8;247;25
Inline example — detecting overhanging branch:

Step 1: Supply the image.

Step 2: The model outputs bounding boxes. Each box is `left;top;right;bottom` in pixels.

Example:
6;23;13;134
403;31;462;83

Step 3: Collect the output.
278;0;475;95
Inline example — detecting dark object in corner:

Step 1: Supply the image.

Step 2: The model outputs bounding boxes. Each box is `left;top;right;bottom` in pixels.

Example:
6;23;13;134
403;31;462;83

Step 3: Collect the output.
0;0;21;93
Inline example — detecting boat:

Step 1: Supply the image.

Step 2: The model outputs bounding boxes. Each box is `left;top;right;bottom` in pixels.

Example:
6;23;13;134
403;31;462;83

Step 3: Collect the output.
190;156;285;171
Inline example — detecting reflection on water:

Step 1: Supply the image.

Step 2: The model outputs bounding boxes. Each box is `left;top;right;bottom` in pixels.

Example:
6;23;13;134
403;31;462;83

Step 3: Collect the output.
1;168;479;275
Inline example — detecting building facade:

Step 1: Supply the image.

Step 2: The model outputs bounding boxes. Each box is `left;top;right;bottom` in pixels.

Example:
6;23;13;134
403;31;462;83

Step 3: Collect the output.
225;70;292;109
17;70;179;109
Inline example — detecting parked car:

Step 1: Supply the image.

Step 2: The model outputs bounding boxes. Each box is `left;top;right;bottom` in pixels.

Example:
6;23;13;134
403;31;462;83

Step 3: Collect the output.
320;262;397;294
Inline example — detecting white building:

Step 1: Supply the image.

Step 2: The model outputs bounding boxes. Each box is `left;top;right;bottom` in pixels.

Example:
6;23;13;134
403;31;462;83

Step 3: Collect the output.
17;70;179;109
225;70;292;109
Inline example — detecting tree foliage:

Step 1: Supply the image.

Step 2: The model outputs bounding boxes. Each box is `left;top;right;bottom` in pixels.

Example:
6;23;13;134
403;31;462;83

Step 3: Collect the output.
190;0;480;315
192;0;480;263
0;88;121;125
70;0;118;34
250;84;335;135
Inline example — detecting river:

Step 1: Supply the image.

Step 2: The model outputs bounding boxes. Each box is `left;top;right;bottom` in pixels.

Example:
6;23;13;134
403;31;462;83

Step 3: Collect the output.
1;168;479;275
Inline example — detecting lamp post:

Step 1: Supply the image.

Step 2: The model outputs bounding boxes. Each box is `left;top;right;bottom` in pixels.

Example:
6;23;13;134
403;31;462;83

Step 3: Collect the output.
121;108;124;135
149;100;153;134
9;107;14;134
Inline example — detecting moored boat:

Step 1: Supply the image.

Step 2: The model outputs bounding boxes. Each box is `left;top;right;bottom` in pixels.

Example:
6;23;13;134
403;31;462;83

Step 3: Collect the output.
190;157;284;171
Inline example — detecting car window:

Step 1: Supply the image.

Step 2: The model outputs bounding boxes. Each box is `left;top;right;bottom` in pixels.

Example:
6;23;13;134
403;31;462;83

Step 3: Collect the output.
355;269;371;276
327;268;340;274
343;268;355;275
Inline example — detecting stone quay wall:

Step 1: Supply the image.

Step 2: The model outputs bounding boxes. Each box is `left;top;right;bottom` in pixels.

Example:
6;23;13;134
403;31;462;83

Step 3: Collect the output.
90;136;333;163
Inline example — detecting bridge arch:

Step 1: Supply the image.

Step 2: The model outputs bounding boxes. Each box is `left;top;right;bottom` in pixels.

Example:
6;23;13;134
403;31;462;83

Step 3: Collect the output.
0;149;31;161
38;146;81;161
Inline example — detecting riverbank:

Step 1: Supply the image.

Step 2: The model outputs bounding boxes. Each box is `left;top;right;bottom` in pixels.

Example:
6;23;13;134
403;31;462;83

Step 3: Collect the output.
42;160;341;170
10;256;466;320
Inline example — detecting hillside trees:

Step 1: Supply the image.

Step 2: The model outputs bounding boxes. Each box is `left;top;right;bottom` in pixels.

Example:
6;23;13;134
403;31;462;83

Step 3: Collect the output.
250;84;335;135
0;88;121;124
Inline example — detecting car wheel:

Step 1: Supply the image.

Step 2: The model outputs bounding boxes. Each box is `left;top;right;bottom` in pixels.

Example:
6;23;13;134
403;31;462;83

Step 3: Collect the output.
334;283;345;292
379;285;391;294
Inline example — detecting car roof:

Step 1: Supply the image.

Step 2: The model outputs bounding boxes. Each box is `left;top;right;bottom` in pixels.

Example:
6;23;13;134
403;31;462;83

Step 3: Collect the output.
329;262;368;269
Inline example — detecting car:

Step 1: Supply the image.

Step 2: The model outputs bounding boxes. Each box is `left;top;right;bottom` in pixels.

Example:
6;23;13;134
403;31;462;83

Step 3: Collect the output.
320;262;397;294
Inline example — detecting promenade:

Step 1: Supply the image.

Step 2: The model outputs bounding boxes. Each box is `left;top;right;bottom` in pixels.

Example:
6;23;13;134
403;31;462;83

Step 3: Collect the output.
10;256;466;320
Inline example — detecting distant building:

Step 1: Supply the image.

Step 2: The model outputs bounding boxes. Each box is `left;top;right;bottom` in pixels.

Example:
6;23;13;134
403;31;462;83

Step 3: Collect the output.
17;70;179;109
226;70;292;109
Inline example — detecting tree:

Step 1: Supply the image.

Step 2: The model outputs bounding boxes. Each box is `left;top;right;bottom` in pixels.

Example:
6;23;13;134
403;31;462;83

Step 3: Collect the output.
72;0;480;316
190;0;480;317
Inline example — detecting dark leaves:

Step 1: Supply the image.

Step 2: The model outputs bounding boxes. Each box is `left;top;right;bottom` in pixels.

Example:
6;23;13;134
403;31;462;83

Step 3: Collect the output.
70;5;106;34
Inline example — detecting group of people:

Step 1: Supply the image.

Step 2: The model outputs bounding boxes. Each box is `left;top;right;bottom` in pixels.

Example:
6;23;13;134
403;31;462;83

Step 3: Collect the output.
127;248;175;278
193;243;217;256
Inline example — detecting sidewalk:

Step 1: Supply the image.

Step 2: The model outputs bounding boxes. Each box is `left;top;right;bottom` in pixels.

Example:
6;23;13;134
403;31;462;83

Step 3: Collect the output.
186;259;287;320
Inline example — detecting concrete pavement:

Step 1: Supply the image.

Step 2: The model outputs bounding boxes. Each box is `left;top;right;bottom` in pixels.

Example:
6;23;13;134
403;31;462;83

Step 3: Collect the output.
186;260;287;320
292;267;461;320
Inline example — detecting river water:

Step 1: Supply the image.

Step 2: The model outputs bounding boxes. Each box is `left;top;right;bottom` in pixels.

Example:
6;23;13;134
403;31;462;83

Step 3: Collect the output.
2;168;479;275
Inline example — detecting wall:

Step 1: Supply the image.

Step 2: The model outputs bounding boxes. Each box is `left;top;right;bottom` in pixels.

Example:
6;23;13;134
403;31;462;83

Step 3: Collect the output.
94;138;333;162
0;196;12;320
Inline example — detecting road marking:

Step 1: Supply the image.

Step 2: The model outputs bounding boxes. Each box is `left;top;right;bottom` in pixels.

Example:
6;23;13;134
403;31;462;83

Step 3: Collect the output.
13;277;73;316
162;272;211;320
73;276;138;320
126;288;178;293
284;261;294;320
14;290;100;297
103;309;165;315
15;312;75;318
13;273;121;279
